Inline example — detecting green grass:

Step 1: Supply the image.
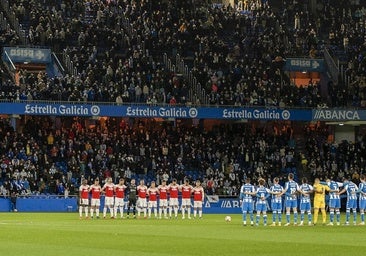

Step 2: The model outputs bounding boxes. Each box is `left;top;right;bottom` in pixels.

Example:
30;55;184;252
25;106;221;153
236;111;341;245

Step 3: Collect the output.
0;213;365;256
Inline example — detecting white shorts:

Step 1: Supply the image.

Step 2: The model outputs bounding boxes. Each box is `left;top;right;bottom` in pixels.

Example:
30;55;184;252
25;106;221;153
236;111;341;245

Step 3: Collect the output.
139;198;147;208
80;198;89;206
160;199;168;207
91;198;100;207
181;198;191;207
169;198;179;207
148;200;157;208
114;198;125;207
194;201;203;208
104;196;114;206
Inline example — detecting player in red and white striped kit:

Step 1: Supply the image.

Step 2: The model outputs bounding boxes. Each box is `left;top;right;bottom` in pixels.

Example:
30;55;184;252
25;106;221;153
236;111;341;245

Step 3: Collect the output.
114;178;127;218
89;178;101;219
168;179;180;219
101;177;115;218
79;178;90;219
181;179;193;219
192;180;205;219
147;181;159;218
158;179;169;219
137;180;148;218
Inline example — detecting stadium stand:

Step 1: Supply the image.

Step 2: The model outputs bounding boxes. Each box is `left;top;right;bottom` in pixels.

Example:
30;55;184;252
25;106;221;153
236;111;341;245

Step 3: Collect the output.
0;0;365;198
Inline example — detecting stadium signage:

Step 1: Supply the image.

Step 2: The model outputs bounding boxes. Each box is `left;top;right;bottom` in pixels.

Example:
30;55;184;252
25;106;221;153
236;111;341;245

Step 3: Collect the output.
126;106;198;118
2;102;366;121
2;47;52;63
284;58;325;72
222;109;291;120
24;104;99;116
313;110;360;120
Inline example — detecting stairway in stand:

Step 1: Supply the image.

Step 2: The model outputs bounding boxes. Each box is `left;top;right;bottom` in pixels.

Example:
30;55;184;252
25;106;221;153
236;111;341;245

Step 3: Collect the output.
292;123;311;180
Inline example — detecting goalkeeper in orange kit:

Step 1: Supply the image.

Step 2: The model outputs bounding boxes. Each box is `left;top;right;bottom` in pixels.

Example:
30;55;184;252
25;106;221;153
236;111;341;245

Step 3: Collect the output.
313;178;331;225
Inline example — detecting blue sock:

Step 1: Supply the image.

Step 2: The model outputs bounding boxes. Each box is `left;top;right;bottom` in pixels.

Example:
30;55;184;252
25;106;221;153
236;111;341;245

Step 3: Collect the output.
361;213;364;222
264;215;267;225
256;215;260;224
294;212;298;223
346;211;350;222
278;213;282;222
336;211;340;223
272;211;276;222
250;212;254;222
286;213;290;223
330;211;334;223
243;212;247;222
353;211;357;222
308;213;312;223
300;212;304;221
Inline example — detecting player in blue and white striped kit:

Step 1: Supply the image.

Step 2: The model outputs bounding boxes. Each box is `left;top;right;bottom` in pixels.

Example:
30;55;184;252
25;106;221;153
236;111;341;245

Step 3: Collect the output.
269;177;284;226
358;174;366;225
326;178;343;226
240;177;256;226
298;177;313;226
339;178;358;225
255;179;270;226
282;173;300;226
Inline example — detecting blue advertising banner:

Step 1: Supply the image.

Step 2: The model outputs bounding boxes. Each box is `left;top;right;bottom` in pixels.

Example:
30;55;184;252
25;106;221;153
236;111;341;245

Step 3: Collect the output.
312;109;366;121
3;47;52;63
0;198;11;212
0;102;315;120
285;58;325;72
1;102;366;121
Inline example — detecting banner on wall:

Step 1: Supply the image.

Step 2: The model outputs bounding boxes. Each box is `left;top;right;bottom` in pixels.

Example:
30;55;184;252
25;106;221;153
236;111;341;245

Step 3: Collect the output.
284;58;325;72
1;102;365;121
2;47;52;63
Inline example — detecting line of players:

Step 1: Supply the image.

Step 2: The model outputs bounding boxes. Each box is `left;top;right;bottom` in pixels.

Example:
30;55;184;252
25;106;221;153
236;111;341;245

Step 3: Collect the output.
79;177;205;220
240;173;366;226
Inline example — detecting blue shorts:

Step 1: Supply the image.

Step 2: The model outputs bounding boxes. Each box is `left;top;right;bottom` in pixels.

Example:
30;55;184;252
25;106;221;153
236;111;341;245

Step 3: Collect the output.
256;203;267;212
300;201;311;211
271;201;282;212
242;201;254;213
359;199;366;210
285;199;298;209
329;198;341;209
346;199;357;209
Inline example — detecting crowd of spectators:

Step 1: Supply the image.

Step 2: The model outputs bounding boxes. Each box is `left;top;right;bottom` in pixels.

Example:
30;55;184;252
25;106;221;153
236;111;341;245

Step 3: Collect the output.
0;0;364;108
321;0;366;107
1;0;366;198
302;122;366;184
0;116;298;197
1;115;365;197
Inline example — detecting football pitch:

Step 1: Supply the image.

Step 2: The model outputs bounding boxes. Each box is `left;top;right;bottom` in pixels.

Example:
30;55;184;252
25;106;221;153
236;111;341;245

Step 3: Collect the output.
0;213;364;256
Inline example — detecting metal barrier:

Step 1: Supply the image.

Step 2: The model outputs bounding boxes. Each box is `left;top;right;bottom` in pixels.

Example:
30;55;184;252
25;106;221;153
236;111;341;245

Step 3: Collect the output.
324;47;339;85
52;52;65;75
173;54;209;105
62;49;78;76
2;49;16;82
0;11;6;29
